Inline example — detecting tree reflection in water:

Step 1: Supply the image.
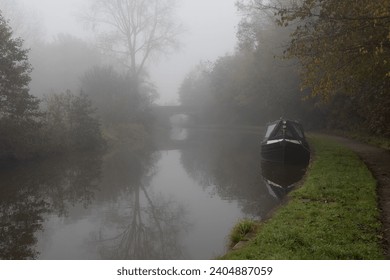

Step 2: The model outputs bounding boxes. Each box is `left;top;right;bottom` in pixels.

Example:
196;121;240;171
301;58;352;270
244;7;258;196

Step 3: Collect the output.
181;130;305;219
0;144;188;259
0;153;102;259
91;148;188;260
0;127;307;259
0;183;48;260
179;129;296;219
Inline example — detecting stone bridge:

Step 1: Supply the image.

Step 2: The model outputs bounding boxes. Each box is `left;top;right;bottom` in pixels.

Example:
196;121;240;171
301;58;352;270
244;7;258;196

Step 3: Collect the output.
151;105;198;126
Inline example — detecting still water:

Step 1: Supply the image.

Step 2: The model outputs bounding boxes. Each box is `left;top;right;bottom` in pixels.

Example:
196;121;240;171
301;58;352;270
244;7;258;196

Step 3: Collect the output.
0;126;307;259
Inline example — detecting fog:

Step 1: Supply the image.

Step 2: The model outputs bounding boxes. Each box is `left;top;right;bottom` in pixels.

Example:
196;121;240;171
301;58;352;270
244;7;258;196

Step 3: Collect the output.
150;0;240;104
2;0;386;262
1;0;315;142
10;0;240;104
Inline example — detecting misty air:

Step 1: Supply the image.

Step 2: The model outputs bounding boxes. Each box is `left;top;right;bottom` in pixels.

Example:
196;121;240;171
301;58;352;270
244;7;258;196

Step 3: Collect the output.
0;0;389;262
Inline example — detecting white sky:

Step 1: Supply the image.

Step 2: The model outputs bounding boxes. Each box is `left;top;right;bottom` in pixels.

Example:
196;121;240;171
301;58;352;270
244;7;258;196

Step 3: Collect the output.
17;0;240;104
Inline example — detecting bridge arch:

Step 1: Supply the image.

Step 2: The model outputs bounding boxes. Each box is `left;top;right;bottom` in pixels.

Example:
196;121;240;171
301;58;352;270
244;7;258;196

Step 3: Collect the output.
151;105;197;126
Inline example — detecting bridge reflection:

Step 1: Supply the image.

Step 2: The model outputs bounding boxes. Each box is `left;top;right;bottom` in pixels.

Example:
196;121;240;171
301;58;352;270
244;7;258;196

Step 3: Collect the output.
152;127;190;151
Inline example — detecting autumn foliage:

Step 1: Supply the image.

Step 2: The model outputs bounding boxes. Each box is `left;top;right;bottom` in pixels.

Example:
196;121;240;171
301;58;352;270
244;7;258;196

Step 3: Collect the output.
275;0;390;135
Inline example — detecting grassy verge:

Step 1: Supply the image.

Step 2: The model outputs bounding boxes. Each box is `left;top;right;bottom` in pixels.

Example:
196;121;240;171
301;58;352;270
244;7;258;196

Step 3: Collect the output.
222;136;384;259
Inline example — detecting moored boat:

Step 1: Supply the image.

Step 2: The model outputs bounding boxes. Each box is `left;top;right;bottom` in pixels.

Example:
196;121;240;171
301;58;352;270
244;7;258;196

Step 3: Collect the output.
261;119;310;164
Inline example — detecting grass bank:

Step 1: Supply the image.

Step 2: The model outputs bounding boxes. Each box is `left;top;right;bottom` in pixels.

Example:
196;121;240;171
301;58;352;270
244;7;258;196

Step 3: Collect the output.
222;136;384;259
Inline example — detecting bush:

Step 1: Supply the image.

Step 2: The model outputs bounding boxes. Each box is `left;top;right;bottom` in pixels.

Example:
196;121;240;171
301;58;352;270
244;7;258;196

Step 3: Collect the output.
43;90;105;153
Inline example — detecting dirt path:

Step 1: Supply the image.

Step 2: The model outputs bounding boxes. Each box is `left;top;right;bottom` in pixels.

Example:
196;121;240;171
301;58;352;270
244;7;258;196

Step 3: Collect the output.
314;134;390;259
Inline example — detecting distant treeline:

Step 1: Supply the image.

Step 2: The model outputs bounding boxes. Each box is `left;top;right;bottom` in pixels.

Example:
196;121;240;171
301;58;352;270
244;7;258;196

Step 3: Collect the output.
0;12;155;161
0;12;102;161
179;0;389;137
0;17;104;159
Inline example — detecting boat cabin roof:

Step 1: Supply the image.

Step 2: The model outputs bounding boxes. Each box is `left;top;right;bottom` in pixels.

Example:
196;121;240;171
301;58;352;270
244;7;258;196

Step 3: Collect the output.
263;119;306;141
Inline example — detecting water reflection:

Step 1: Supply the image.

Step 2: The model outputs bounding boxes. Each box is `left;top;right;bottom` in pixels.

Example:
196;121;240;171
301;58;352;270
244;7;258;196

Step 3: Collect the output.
0;127;309;259
90;148;188;259
170;127;188;141
180;129;279;219
92;190;188;259
0;153;102;259
0;181;47;260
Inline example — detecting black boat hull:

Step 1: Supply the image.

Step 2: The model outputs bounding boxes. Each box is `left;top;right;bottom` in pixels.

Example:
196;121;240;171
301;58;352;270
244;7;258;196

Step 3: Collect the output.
261;140;310;164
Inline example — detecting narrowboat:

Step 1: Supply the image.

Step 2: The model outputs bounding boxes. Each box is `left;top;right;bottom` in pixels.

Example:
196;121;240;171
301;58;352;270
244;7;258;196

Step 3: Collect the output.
261;119;310;164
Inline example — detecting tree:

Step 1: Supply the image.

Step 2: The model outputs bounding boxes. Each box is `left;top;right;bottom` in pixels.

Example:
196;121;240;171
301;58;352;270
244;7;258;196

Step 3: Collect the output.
44;90;104;152
0;12;40;121
240;0;390;136
0;11;42;160
85;0;182;81
249;0;390;135
178;61;215;121
81;66;157;126
276;0;389;97
234;1;321;124
0;0;44;46
178;2;312;126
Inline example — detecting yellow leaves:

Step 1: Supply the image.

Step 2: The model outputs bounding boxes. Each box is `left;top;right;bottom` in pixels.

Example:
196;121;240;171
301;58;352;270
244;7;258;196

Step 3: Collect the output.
274;0;389;106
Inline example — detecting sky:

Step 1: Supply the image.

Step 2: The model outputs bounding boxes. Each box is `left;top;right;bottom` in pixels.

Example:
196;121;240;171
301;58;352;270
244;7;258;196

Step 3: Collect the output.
15;0;241;104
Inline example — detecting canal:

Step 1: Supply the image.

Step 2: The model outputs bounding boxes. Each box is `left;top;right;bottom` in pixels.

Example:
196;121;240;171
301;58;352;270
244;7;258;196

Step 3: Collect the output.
0;126;307;259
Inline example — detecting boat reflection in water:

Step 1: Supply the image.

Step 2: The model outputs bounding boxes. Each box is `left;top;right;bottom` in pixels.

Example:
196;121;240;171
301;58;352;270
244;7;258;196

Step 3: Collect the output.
261;160;309;200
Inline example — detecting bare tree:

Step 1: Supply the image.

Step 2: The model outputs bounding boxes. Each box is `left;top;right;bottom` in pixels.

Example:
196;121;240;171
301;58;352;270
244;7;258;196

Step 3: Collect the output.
85;0;182;82
0;0;44;46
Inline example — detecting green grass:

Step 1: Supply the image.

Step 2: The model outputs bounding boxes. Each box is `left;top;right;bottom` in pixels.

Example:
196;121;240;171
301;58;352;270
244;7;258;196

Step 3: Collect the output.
229;219;258;248
222;136;384;259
